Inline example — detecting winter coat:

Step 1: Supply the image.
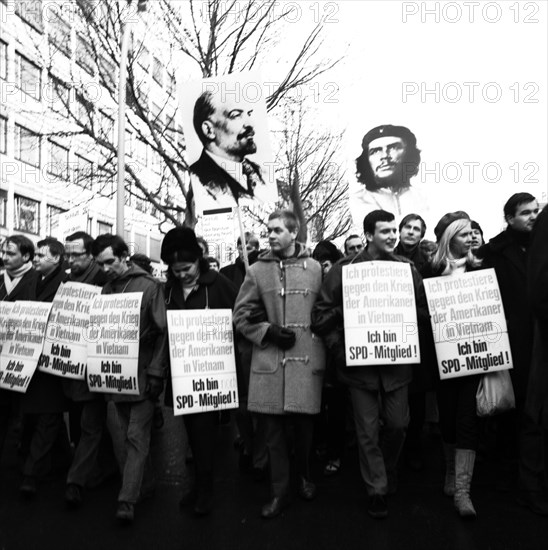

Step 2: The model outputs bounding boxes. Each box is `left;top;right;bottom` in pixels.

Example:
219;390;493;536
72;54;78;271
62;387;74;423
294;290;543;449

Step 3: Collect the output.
101;265;168;403
526;206;548;426
22;263;68;414
163;268;238;408
477;228;534;403
0;267;39;301
311;249;428;392
63;262;107;402
233;244;325;415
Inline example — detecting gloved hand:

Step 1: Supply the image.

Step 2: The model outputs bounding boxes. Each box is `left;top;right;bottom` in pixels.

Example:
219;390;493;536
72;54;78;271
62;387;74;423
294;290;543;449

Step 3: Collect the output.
264;325;296;350
248;309;267;324
146;376;164;400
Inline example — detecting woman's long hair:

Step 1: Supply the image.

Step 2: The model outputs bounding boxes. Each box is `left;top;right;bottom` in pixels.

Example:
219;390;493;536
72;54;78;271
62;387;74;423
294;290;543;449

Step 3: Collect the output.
431;219;481;272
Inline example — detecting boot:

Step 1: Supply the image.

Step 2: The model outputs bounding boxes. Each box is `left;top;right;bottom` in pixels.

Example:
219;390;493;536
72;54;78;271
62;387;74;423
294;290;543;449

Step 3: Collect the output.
454;448;477;519
443;443;456;497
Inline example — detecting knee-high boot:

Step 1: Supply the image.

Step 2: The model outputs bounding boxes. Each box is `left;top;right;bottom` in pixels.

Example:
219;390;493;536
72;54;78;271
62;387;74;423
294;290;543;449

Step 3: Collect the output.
443;443;456;496
454;448;476;518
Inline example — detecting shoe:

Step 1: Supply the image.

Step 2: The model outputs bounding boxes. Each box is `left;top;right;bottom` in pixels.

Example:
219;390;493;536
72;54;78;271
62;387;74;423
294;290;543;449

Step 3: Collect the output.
65;484;83;508
324;458;341;477
261;496;289;519
298;477;317;501
115;501;134;523
20;477;37;498
193;491;212;516
454;449;477;519
517;492;548;516
367;494;388;519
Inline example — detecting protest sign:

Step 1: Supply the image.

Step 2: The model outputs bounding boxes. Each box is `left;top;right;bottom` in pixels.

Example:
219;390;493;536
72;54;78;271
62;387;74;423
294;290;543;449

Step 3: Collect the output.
424;268;512;380
0;302;16;354
342;261;420;366
167;309;238;415
38;282;103;380
86;292;142;395
199;207;237;266
0;301;53;393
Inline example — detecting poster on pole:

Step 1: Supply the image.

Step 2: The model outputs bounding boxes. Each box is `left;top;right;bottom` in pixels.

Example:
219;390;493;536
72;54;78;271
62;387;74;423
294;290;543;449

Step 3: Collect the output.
198;207;237;267
167;309;238;415
0;301;53;393
59;205;89;241
342;261;420;366
38;282;103;380
0;302;16;354
86;292;142;395
423;269;512;380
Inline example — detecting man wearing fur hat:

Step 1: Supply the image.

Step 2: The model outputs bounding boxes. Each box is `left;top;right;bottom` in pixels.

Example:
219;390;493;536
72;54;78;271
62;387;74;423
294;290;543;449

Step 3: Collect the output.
233;210;325;519
350;124;428;228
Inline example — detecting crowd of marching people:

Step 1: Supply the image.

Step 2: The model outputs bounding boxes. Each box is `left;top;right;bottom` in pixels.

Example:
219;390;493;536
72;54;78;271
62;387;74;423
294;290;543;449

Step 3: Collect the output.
0;191;547;527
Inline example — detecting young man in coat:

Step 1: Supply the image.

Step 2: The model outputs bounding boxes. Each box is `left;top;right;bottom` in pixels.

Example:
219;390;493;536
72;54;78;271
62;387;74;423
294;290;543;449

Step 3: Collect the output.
477;193;541;498
233;210;325;519
20;238;69;496
311;210;428;519
92;234;168;523
0;235;39;456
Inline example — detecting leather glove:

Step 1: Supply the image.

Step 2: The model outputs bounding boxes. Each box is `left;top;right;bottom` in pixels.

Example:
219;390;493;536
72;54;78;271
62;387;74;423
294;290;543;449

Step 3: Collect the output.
248;309;267;324
264;325;296;350
146;375;164;400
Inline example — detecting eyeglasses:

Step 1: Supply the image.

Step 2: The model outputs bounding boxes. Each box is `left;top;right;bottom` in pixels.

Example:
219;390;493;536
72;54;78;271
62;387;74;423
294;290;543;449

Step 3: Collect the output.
66;252;87;259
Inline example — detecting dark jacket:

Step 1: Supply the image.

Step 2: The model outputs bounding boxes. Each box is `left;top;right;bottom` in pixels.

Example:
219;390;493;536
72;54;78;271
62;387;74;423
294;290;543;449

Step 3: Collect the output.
311;249;428;392
101;265;168;403
477;227;534;402
163;268;238;407
395;242;430;274
525;206;548;425
22;263;68;414
0;267;39;301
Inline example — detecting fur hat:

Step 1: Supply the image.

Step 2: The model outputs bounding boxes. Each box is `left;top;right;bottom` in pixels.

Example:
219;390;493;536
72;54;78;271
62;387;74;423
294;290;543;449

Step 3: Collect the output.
434;211;470;242
160;227;203;264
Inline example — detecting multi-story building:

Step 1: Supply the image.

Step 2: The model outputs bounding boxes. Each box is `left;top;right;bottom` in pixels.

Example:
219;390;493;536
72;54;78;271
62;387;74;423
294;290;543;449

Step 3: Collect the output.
0;0;185;267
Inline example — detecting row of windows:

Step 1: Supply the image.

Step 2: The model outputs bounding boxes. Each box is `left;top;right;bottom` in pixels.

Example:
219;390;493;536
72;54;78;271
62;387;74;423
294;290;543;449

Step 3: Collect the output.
0;191;63;235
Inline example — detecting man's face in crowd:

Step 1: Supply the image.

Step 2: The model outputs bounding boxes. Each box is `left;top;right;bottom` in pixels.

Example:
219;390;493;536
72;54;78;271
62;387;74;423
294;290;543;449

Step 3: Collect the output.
320;260;333;276
65;239;93;276
203;95;257;162
171;260;200;285
400;219;423;248
33;246;60;276
368;136;407;185
366;221;398;257
345;237;363;257
237;240;259;261
268;218;297;255
507;200;539;233
470;229;483;251
1;241;29;273
95;246;128;280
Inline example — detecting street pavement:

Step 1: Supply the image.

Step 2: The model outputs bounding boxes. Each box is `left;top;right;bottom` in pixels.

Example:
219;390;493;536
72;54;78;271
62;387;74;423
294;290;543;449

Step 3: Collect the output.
1;407;547;550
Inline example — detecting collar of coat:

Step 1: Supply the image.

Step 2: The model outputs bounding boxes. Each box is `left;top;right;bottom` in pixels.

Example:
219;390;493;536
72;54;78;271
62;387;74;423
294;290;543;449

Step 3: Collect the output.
339;248;412;266
257;242;310;262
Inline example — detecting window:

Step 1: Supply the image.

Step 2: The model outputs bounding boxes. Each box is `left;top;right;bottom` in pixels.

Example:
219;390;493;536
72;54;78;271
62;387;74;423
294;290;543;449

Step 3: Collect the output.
135;138;148;166
0;189;6;228
75;33;94;74
167;74;176;97
150;236;161;262
0;40;7;81
48;75;71;116
0;116;7;155
137;46;149;72
73;154;94;188
48;141;69;179
15;124;41;167
97;221;112;235
16;0;44;33
76;92;94;123
48;11;72;58
14;195;40;234
98;55;116;90
150;101;163;130
46;204;65;235
15;52;41;100
125;131;135;157
152;57;163;86
97;110;114;142
150;150;162;174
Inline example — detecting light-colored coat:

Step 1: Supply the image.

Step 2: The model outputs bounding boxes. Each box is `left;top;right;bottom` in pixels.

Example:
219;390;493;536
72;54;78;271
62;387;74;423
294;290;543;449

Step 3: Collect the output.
233;245;325;415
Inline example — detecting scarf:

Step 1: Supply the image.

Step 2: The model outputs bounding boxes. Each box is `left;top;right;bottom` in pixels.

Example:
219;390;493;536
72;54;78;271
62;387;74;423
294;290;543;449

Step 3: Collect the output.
442;256;467;276
3;262;33;295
